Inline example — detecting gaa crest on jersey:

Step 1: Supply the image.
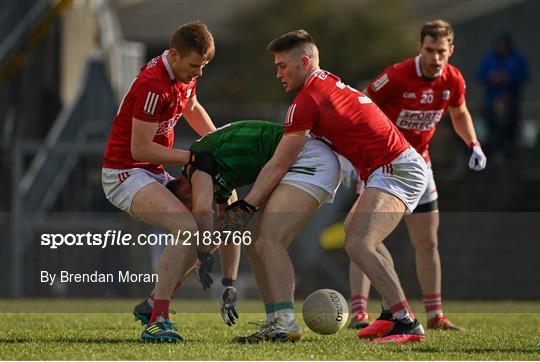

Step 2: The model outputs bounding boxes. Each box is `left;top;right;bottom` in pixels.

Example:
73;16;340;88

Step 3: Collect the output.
186;88;192;98
442;90;450;100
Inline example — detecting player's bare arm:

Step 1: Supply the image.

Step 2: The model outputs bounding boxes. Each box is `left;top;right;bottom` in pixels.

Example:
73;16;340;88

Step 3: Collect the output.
131;117;190;164
183;95;217;137
190;169;216;252
218;189;239;281
244;132;307;207
448;102;487;170
448;101;479;145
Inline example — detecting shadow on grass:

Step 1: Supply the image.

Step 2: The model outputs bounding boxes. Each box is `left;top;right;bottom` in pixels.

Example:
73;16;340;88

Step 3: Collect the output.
0;337;138;344
414;346;540;353
2;337;539;355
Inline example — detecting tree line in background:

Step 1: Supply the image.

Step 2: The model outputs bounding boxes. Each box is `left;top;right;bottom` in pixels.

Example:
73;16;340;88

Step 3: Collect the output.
201;1;416;104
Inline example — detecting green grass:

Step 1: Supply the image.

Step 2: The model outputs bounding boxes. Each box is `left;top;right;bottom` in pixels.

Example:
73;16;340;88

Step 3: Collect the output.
1;299;539;360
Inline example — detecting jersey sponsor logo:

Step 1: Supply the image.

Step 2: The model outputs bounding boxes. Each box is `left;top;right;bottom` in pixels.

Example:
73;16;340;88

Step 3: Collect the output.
143;92;160;115
442;90;450;100
396;109;443;131
156;114;181;136
285;103;297;126
371;73;389;91
403;92;416;99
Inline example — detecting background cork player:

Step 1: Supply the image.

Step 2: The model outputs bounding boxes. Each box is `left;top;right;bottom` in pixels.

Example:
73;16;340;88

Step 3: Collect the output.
349;19;486;336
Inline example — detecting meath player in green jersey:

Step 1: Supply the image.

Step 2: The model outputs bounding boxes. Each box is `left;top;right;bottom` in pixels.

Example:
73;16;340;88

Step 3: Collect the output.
134;120;341;342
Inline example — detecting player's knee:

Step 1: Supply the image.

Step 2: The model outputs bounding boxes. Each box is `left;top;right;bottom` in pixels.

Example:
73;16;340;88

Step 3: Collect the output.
191;204;213;218
344;239;362;259
257;229;277;244
254;232;283;255
344;212;354;231
413;236;438;253
245;243;257;259
345;234;377;257
253;237;268;256
174;220;199;243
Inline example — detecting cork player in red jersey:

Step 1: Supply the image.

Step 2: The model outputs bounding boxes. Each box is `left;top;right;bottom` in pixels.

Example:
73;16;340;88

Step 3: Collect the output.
102;21;221;342
350;20;486;335
222;30;429;344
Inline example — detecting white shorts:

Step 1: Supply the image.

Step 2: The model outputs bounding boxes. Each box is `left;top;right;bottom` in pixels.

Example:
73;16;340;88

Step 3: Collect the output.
366;147;428;214
417;162;438;206
280;139;341;205
101;167;175;214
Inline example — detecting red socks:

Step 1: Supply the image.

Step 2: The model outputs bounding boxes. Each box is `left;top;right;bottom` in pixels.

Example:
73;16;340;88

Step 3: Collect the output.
423;293;443;320
150;299;170;323
350;295;368;315
390;300;415;322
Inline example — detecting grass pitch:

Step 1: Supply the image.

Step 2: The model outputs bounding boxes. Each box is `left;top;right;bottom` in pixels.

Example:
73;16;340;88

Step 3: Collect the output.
1;299;539;360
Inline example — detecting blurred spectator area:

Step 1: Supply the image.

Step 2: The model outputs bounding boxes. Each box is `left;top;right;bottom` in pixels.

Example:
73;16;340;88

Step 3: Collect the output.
0;0;538;298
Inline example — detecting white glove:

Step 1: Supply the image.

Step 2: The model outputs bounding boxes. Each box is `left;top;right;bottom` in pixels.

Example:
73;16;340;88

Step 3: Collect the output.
468;143;487;171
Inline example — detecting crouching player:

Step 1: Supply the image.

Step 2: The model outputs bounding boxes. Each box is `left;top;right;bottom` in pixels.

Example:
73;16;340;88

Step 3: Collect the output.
131;120;341;342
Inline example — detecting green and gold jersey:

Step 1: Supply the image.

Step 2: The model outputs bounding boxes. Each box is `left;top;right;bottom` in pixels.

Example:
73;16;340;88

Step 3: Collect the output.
189;120;284;203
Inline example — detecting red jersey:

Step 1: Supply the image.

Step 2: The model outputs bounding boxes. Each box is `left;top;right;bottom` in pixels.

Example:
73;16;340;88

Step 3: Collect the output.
366;56;466;162
103;51;197;174
284;69;409;180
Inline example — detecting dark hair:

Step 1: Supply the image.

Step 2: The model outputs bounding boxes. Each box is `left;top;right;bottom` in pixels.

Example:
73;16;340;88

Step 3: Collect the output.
420;19;454;44
267;29;316;53
170;21;215;61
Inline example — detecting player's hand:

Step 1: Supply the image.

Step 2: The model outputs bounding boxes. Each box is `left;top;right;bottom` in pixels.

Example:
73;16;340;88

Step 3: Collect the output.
220;285;238;326
222;200;257;231
196;250;213;290
468;142;487;171
189;151;217;176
